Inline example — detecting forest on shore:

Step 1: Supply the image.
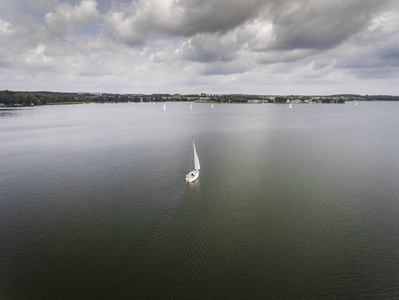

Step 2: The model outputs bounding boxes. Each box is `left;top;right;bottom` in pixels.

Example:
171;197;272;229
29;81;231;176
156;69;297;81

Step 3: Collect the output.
1;90;399;106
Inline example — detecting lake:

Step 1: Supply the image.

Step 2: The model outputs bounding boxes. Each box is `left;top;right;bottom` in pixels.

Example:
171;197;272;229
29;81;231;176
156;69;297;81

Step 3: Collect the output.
1;102;399;299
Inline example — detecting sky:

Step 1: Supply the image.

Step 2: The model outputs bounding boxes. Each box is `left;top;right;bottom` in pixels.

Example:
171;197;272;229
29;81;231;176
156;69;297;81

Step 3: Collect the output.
0;0;398;95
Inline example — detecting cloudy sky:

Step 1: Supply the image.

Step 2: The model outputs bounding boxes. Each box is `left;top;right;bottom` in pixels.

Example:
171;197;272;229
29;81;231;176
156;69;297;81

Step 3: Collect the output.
1;0;398;95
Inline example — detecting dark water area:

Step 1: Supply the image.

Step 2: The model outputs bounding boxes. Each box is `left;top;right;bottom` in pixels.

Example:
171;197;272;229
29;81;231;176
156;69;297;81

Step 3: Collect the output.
1;102;399;299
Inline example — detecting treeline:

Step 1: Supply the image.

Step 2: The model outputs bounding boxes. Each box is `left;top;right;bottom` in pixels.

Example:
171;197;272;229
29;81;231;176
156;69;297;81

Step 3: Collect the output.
0;90;85;105
216;94;270;103
0;91;264;105
0;91;191;106
330;94;399;101
363;95;399;101
1;90;399;106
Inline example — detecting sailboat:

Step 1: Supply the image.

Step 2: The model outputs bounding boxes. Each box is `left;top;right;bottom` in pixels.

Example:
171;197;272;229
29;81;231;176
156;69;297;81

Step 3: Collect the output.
211;103;214;108
288;102;292;109
186;141;200;183
163;104;166;110
189;104;193;110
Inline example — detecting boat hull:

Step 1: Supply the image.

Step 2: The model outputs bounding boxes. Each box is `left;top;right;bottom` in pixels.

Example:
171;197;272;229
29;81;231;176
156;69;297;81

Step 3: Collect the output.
186;170;199;183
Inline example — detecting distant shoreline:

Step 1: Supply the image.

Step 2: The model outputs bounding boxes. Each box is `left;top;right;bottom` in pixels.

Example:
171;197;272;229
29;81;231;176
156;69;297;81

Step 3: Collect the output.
1;90;399;107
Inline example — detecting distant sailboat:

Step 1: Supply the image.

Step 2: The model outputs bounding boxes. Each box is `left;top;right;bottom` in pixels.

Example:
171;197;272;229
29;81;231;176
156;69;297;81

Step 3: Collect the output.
186;141;200;183
189;104;193;110
163;104;166;110
355;101;358;106
211;103;214;108
288;102;292;109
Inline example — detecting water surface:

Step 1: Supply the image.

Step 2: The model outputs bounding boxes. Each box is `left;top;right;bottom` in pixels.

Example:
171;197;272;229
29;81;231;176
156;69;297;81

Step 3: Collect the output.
1;102;399;299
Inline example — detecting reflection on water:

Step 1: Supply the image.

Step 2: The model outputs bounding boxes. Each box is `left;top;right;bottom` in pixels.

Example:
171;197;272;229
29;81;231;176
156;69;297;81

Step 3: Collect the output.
1;102;399;299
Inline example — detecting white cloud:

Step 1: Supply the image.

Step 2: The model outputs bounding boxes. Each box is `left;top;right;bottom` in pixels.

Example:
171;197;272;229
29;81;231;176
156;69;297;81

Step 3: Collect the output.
0;19;15;37
45;0;99;36
25;43;54;68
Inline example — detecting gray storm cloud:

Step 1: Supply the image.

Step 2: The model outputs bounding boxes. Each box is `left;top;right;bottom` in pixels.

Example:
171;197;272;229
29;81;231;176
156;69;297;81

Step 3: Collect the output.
0;0;399;94
102;0;395;50
103;0;265;44
266;0;396;50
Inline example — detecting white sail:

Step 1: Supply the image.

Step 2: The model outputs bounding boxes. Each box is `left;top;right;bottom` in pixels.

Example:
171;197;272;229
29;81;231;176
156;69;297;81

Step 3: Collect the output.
193;142;200;170
190;104;193;110
163;104;166;110
186;141;200;183
211;103;214;108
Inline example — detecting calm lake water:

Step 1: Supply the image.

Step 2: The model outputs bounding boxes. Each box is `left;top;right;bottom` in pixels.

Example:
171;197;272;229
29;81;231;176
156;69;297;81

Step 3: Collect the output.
1;102;399;299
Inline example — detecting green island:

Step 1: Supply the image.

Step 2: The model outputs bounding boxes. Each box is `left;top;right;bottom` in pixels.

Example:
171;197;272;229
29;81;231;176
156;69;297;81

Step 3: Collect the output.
1;90;398;107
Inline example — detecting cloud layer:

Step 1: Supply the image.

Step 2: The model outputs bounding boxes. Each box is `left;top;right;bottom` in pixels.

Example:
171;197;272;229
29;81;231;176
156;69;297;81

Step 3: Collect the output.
45;0;99;36
1;0;399;94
